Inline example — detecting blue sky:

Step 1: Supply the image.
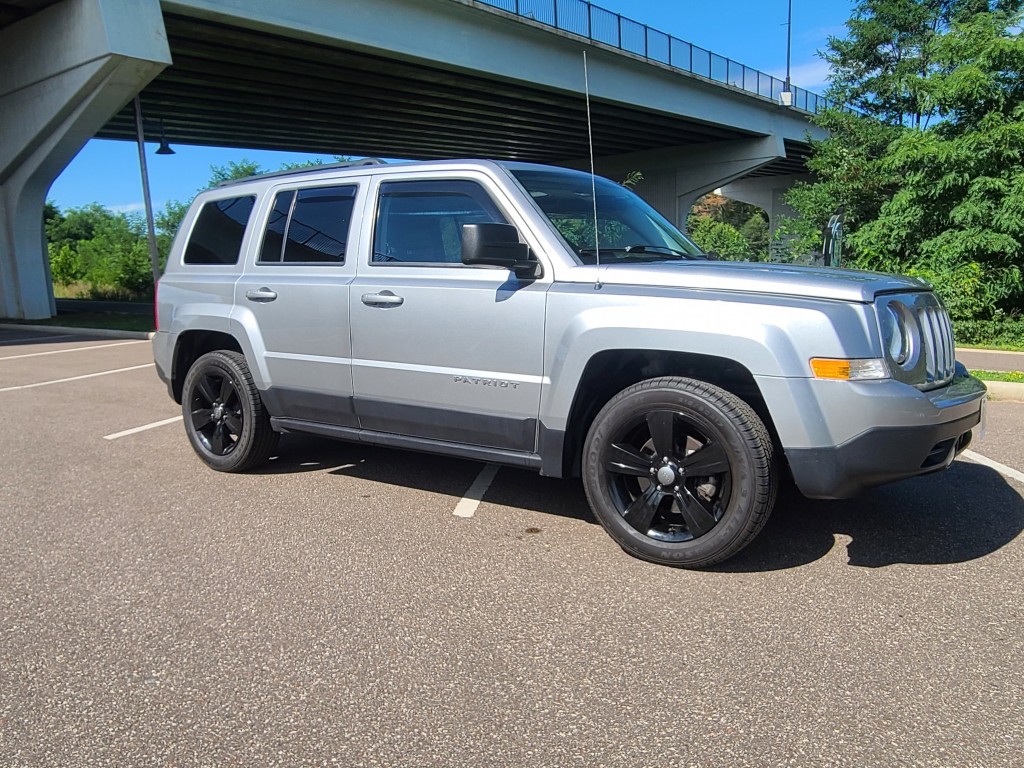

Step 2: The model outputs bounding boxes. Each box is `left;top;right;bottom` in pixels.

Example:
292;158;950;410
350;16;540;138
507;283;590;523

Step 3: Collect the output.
47;0;854;213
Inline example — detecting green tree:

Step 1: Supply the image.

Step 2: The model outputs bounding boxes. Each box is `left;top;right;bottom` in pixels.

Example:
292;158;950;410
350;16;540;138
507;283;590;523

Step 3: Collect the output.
782;2;1024;319
687;216;753;261
155;199;190;264
207;158;262;186
740;212;770;259
45;202;153;298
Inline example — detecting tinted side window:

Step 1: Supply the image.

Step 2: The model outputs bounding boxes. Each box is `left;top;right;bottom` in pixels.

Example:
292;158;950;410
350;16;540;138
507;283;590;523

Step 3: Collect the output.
184;196;255;265
373;180;507;264
258;185;356;265
258;190;294;263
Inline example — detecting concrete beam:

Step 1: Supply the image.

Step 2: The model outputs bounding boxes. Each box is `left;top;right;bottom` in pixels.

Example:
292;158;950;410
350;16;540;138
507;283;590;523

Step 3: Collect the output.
165;0;825;145
564;135;786;230
0;0;170;319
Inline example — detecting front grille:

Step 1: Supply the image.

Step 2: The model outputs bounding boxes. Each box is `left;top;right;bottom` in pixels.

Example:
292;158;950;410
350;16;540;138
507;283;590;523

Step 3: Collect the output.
877;292;957;390
918;303;956;388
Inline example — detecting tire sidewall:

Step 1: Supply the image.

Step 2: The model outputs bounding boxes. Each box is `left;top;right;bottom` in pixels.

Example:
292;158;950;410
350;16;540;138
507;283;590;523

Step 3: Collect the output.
583;381;763;567
182;351;260;472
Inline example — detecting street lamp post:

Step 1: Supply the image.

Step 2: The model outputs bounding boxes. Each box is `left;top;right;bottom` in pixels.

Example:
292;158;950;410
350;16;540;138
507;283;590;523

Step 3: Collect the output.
133;96;164;286
785;0;793;91
781;0;794;106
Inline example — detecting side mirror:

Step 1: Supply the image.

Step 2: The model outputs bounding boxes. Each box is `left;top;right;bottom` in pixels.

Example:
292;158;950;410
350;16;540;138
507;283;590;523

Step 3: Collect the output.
462;223;540;278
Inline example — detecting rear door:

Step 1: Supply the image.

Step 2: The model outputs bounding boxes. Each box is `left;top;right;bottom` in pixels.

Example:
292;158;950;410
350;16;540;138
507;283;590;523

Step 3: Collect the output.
233;181;365;426
349;171;549;452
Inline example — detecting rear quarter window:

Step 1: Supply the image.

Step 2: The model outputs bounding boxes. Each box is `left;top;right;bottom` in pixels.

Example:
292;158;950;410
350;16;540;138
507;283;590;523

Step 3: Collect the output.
183;195;256;265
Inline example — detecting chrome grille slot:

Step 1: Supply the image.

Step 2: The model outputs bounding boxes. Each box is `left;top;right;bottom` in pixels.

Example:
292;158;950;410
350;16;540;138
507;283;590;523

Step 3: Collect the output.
918;306;937;381
920;304;955;386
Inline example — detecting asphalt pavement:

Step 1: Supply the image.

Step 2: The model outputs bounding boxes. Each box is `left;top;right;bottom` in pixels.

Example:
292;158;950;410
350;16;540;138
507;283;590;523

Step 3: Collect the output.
1;328;1021;767
957;347;1024;373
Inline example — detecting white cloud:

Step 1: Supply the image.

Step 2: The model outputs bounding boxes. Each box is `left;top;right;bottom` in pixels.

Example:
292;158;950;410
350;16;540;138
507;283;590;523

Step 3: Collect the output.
769;58;832;91
110;202;146;214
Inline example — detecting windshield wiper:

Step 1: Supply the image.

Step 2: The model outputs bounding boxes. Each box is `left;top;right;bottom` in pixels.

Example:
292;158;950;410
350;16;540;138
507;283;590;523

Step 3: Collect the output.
623;244;701;259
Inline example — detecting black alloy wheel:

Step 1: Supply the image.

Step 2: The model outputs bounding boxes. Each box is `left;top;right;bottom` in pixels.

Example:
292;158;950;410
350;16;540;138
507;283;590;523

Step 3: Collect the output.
181;350;277;472
583;376;777;568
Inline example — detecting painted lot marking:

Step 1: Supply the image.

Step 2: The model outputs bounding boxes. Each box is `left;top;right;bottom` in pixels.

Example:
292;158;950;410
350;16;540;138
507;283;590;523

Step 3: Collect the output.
0;363;153;393
453;464;500;518
0;340;146;361
104;415;183;441
962;450;1024;484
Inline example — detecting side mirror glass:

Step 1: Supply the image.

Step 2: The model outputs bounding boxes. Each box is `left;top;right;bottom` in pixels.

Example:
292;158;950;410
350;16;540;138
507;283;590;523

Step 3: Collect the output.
462;223;540;278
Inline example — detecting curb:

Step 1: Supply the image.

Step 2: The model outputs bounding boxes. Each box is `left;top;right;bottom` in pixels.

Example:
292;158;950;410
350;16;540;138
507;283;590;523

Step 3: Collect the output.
0;323;154;341
984;380;1024;403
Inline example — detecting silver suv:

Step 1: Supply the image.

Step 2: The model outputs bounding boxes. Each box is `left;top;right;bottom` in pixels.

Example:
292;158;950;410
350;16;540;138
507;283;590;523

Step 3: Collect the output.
153;159;986;568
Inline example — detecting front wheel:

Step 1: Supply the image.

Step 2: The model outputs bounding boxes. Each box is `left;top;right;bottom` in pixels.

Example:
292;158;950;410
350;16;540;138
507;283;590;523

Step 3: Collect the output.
583;377;777;568
181;350;277;472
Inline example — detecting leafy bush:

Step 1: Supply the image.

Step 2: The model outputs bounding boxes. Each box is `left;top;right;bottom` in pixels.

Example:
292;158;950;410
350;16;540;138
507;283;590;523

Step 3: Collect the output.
45;203;155;299
686;216;753;261
953;317;1024;349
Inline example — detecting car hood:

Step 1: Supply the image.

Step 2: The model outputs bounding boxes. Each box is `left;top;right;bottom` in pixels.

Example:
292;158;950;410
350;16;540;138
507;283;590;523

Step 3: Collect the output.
564;260;931;303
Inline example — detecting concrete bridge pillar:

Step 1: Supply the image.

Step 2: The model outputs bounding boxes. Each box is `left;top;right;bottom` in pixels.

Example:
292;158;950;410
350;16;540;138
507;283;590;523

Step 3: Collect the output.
717;173;812;238
0;0;170;319
579;135;789;233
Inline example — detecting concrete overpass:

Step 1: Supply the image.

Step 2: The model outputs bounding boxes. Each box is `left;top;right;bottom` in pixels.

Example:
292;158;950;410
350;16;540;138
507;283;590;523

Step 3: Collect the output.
0;0;827;319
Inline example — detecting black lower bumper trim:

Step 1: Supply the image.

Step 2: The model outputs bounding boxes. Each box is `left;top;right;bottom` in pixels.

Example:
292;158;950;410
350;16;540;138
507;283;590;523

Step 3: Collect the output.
786;410;982;499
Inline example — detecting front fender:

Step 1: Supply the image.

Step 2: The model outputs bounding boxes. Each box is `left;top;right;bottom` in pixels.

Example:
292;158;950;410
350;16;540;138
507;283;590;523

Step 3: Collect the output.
539;286;879;432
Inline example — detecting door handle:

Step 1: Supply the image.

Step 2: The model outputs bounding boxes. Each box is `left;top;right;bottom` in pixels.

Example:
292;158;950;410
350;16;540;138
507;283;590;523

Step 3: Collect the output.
361;291;404;307
245;287;278;303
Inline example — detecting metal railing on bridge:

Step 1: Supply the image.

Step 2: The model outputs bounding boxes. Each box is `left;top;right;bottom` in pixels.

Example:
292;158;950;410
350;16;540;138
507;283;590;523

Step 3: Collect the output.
476;0;834;114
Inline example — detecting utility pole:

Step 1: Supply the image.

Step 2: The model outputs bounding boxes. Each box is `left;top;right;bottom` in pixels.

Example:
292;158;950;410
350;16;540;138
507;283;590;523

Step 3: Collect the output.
133;96;163;285
785;0;793;92
781;0;794;105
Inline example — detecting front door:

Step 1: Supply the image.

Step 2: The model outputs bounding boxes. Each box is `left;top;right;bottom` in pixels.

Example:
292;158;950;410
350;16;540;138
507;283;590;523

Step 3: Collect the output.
349;173;548;452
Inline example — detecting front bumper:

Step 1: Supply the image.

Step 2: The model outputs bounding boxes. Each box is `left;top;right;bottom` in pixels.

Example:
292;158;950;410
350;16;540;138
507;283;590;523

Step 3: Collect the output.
784;365;986;499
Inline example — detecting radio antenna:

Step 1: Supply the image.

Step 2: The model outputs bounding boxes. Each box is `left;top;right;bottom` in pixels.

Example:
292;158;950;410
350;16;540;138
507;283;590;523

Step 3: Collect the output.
583;50;602;290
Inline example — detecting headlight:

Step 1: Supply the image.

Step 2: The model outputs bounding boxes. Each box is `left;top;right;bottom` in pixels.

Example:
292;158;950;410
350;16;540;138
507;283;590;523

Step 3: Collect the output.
884;303;911;365
880;300;920;372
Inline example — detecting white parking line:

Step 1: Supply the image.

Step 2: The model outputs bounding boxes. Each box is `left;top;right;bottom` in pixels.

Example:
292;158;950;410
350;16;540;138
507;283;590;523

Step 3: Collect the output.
0;363;153;393
453;464;500;518
0;340;146;361
104;415;183;441
961;450;1024;484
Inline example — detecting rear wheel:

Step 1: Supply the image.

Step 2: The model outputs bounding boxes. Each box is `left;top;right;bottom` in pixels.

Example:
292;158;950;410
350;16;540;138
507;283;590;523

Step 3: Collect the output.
583;376;776;568
181;350;277;472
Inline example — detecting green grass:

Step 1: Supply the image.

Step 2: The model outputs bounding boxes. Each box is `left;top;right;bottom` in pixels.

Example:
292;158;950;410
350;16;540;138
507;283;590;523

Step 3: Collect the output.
958;342;1024;352
970;369;1024;383
6;312;154;333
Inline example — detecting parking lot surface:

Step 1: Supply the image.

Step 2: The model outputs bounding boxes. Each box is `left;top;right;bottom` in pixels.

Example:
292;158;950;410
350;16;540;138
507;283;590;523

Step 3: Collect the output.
1;328;1022;767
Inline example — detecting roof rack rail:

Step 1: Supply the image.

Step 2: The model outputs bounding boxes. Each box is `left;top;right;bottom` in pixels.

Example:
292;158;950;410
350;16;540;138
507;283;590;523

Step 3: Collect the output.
216;157;387;187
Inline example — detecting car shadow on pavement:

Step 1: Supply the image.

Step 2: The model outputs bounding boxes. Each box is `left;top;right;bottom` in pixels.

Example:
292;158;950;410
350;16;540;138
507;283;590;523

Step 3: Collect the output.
717;460;1024;571
258;436;1022;570
256;433;597;523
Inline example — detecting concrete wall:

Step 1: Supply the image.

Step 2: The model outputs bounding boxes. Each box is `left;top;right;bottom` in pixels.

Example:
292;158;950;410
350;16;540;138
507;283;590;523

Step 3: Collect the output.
0;0;170;319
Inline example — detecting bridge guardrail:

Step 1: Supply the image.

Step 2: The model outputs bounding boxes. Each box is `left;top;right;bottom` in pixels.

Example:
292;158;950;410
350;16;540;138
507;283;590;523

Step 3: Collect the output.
476;0;835;115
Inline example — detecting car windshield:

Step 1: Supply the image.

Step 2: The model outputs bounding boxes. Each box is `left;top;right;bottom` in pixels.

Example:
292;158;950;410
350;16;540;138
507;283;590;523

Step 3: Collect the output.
510;168;706;264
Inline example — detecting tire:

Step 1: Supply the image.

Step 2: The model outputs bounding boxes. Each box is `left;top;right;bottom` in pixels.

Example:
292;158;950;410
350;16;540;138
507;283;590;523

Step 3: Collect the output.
181;350;278;472
582;376;777;568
